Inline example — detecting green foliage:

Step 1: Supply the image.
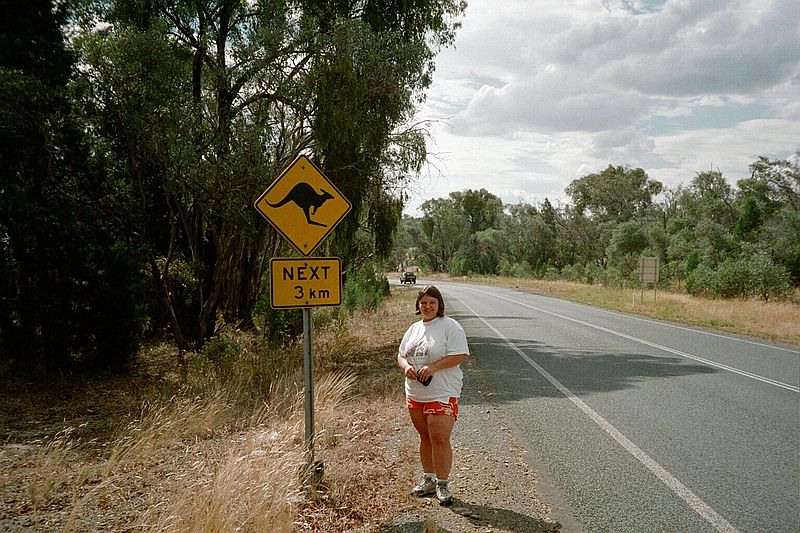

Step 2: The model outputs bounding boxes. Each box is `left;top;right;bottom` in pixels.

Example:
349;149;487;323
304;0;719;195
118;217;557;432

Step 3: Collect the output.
608;221;648;277
0;0;146;373
343;263;390;311
398;154;799;298
713;259;752;299
747;251;791;301
566;165;662;224
734;197;763;241
192;335;243;379
498;260;533;278
253;281;303;347
685;263;716;297
685;250;701;274
686;251;791;301
448;229;504;276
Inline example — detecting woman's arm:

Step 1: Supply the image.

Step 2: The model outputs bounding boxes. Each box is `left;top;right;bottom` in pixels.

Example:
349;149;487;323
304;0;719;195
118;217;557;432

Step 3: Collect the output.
416;353;468;382
397;353;418;379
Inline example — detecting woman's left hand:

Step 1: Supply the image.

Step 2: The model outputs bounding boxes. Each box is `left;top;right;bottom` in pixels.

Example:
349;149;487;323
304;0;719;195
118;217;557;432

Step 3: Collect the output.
417;364;434;381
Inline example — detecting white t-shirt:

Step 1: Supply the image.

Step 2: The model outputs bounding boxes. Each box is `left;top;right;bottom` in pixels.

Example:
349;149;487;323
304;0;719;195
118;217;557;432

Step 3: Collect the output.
399;316;470;403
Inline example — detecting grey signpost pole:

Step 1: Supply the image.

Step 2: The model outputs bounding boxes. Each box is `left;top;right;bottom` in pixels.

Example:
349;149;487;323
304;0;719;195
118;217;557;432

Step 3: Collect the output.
303;308;314;468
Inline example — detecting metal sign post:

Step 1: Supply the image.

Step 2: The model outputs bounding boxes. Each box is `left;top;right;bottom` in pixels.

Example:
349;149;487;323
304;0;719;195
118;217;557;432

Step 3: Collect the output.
303;308;314;466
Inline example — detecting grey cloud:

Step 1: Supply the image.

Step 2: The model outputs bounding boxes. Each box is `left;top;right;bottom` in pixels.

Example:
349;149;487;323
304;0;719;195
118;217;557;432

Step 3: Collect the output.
548;0;800;97
590;129;656;161
448;71;654;135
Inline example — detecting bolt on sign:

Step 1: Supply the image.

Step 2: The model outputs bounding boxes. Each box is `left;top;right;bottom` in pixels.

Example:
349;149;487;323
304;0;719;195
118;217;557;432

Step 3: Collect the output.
269;257;342;309
254;155;352;256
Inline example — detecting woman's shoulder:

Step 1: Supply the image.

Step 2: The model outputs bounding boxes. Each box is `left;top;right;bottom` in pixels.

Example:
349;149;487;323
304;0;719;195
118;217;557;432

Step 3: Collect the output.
441;315;465;330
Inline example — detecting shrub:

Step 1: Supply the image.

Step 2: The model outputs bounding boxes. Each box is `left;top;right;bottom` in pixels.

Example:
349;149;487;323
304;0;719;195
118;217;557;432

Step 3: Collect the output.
194;336;242;378
584;262;601;284
748;252;792;301
498;259;532;277
685;263;715;297
713;259;750;298
343;263;389;311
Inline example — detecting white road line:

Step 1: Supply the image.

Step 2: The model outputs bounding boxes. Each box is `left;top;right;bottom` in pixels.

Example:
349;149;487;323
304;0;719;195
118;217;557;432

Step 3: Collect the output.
548;296;799;354
461;286;800;393
455;296;741;533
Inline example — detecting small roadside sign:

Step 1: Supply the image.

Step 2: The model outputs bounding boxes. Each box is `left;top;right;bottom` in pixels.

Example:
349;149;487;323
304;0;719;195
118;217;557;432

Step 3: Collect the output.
254;155;351;256
269;257;341;309
639;257;659;284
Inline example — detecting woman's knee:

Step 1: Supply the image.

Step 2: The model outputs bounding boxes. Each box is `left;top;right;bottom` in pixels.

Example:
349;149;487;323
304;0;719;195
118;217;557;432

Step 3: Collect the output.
428;428;451;447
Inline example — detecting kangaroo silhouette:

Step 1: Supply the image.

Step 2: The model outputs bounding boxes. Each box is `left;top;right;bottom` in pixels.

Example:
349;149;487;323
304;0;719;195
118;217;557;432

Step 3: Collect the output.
267;182;334;227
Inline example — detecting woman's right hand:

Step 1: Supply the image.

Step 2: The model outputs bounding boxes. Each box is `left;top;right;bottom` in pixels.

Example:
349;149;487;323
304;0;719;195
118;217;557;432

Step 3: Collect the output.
404;364;417;380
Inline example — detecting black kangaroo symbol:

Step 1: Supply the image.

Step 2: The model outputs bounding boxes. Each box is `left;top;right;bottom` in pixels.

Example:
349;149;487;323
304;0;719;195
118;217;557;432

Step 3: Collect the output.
267;182;334;227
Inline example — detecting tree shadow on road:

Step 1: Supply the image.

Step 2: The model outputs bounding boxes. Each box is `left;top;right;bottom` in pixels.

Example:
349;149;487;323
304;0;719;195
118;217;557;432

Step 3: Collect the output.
459;334;721;404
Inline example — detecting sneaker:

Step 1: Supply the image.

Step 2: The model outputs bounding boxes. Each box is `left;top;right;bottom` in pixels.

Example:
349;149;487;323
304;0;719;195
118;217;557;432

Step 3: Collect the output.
436;480;453;506
410;477;436;497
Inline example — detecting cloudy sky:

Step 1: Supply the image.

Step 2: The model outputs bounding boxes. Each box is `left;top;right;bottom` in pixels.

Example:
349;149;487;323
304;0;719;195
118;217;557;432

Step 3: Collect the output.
405;0;800;215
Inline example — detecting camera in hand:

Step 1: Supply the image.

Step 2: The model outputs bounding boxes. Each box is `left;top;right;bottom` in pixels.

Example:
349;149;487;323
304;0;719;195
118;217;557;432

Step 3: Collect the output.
417;374;432;386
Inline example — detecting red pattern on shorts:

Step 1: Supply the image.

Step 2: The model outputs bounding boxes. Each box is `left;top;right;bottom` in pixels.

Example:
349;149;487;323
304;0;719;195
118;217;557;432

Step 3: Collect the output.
407;396;459;418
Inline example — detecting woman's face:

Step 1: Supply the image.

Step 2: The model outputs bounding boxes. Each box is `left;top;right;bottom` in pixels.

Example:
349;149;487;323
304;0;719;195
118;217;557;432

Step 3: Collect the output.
418;295;439;321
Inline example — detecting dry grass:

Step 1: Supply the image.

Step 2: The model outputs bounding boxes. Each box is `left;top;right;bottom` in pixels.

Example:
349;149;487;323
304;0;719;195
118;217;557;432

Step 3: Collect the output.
4;287;423;533
28;427;80;509
141;371;357;533
470;276;800;345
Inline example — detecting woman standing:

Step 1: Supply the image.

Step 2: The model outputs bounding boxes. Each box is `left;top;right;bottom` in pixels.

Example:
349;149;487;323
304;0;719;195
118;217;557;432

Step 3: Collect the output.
397;285;470;506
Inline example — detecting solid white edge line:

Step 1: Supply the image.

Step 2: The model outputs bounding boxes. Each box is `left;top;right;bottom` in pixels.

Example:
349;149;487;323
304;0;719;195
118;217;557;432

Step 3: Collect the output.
454;296;741;533
464;286;799;393
565;300;799;354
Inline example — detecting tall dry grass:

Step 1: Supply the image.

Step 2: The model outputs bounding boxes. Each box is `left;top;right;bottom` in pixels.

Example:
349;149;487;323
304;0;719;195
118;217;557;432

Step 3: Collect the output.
28;426;79;509
29;295;415;532
103;390;231;476
145;372;356;533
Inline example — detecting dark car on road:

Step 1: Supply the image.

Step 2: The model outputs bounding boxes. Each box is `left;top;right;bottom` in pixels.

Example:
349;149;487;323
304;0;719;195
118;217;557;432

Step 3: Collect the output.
400;271;417;284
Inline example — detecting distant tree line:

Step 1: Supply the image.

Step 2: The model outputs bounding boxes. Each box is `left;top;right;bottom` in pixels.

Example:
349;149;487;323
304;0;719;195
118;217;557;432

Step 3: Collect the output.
393;157;800;301
0;0;466;374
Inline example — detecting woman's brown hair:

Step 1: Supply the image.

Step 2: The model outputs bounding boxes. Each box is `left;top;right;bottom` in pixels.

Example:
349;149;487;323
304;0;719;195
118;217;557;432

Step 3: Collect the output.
415;285;446;317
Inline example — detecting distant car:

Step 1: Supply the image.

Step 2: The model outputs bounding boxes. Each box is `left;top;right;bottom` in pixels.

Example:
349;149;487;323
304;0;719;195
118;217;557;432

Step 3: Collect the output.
400;271;417;284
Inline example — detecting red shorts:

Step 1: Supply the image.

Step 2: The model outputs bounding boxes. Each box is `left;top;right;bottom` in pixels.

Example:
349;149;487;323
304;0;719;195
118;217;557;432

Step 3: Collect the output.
407;396;459;419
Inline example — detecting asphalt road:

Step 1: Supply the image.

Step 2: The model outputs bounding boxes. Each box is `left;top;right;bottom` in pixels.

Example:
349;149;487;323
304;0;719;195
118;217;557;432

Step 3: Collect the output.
407;279;800;533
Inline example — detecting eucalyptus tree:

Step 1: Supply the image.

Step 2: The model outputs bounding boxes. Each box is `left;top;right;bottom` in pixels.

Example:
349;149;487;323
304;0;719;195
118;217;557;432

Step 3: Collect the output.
72;0;311;350
449;188;503;233
565;165;663;271
501;202;559;276
419;196;467;272
309;0;467;265
565;165;663;224
744;154;800;283
607;220;649;280
71;0;466;350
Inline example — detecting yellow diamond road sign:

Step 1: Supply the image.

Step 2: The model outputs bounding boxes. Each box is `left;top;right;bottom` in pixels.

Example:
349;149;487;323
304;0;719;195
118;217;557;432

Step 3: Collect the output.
254;155;351;256
270;257;341;309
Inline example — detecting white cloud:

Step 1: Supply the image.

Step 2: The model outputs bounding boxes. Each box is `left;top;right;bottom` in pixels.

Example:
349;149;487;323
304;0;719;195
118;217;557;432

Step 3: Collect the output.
409;0;800;215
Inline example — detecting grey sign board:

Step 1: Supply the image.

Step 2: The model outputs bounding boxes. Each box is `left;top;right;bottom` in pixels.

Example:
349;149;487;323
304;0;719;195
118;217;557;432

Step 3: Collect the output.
639;257;659;284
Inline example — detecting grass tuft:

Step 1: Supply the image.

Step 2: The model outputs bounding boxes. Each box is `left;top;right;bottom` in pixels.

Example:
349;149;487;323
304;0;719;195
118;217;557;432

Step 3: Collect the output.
29;427;78;509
